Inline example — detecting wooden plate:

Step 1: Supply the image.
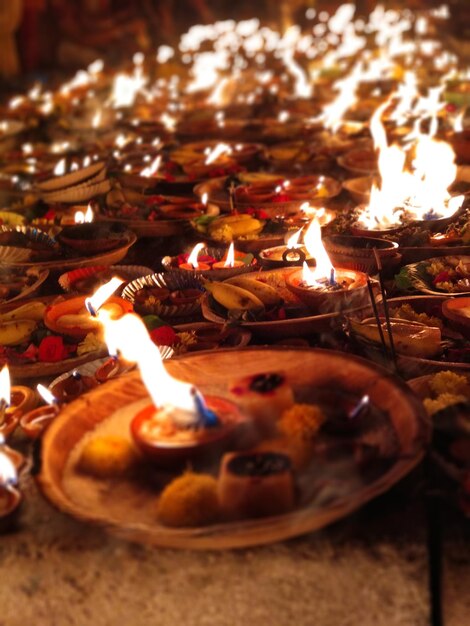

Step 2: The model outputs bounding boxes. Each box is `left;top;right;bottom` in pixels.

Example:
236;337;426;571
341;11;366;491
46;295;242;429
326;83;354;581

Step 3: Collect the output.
38;348;429;549
0;233;137;272
0;268;49;305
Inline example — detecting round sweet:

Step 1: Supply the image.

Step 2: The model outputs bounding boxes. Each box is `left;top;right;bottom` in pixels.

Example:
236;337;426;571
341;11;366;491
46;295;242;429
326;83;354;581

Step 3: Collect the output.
156;472;220;527
78;436;138;478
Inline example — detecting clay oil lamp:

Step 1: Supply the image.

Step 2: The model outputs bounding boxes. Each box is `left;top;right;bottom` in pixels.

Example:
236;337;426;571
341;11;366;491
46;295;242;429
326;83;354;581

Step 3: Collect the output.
323;234;400;275
286;218;368;314
19;384;60;439
87;282;246;469
57;219;132;255
168;241;256;280
50;369;99;403
0;439;22;532
0;366;38;439
259;228;312;269
211;243;244;270
44;278;133;340
178;243;211;272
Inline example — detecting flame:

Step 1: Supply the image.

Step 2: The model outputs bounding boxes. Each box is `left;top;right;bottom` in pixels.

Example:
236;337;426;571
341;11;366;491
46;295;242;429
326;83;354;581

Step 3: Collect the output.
204;143;232;165
453;111;464;133
286;229;302;249
187;243;205;269
0;366;10;410
0;448;17;487
37;384;57;406
85;277;124;316
321;62;362;132
53;158;66;176
223;243;235;267
91;109;102;129
302;218;334;286
140;155;161;178
201;192;208;206
98;311;195;412
74;204;94;224
110;70;148;108
358;96;463;229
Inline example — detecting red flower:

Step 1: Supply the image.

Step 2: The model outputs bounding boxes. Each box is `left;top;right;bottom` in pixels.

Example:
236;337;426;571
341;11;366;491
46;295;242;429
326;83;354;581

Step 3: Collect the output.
38;336;68;362
433;271;451;285
150;326;177;346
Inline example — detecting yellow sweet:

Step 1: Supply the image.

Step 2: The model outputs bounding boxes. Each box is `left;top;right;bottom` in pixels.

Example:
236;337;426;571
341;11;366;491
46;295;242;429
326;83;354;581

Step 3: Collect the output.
424;393;467;416
278;404;326;441
157;472;220;527
78;436;137;477
429;371;470;397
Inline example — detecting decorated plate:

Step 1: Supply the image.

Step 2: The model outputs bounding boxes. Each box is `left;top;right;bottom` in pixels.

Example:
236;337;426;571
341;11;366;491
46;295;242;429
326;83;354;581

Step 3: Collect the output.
38;348;429;549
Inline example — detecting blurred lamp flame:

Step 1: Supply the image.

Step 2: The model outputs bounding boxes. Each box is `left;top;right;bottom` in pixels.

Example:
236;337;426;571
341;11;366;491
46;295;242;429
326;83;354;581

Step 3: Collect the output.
223;243;235;267
37;384;57;406
205;143;232;165
187;242;205;269
85;277;124;317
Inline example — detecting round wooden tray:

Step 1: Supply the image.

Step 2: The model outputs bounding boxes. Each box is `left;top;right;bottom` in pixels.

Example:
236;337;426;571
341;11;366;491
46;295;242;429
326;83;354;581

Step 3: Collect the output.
38;347;429;549
400;255;470;297
0;268;49;305
0;233;137;272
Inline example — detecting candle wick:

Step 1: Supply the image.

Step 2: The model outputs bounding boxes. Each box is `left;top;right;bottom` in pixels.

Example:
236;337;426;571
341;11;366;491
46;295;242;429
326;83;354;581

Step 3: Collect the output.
191;388;219;428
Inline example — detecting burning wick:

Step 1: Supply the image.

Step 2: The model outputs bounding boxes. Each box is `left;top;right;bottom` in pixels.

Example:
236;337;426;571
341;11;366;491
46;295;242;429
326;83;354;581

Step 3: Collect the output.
85;277;125;317
348;395;370;420
179;243;210;271
36;384;60;412
191;388;219;428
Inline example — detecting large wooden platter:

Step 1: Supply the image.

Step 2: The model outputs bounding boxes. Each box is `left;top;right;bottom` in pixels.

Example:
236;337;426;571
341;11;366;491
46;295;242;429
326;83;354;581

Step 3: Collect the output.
38;348;429;550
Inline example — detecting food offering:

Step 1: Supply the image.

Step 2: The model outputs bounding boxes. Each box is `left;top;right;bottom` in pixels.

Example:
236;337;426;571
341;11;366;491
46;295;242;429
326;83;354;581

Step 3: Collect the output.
0;295;130;378
395;256;470;296
122;271;205;321
408;371;470;514
348;296;470;378
38;348;429;548
0;267;49;304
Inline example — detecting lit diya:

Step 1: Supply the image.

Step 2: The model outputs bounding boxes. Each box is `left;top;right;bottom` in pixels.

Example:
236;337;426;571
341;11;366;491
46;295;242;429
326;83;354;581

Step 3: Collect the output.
44;281;133;339
166;242;256;279
0;441;22;531
0;366;38;438
286;218;368;313
86;283;246;468
20;384;60;439
258;228;313;269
